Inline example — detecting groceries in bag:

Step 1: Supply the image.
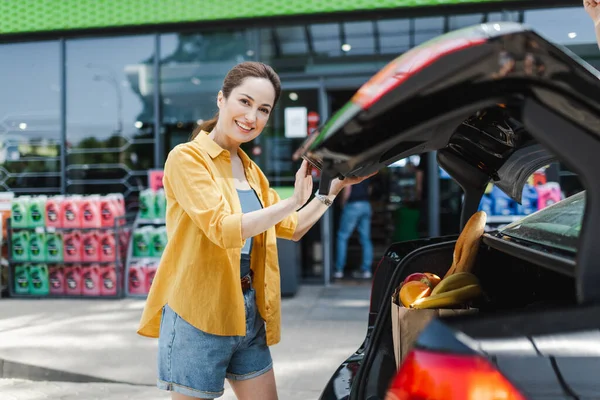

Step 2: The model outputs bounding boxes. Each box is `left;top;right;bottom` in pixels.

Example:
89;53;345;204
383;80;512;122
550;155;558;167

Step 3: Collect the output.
397;211;487;309
390;212;487;367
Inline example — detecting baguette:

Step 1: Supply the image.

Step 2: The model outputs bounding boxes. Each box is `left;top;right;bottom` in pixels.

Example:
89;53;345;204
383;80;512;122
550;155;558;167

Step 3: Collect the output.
444;211;487;278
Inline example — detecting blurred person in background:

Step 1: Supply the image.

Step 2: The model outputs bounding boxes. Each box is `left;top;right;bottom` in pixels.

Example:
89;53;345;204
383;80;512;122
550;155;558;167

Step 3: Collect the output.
137;61;371;400
334;177;374;280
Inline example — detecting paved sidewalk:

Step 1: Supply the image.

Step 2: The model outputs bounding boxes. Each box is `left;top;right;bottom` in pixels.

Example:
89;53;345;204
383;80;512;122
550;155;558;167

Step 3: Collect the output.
0;379;169;400
0;378;332;400
0;281;372;399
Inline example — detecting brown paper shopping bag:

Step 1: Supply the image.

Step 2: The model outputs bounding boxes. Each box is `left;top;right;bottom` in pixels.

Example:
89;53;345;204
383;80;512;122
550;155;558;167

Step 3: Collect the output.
391;287;477;368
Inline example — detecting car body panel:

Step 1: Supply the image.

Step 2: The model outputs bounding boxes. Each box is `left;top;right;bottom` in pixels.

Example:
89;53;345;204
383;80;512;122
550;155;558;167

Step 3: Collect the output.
418;303;600;399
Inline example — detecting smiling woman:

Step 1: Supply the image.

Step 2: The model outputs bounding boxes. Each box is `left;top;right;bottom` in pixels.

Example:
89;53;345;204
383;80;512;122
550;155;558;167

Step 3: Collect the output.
189;63;279;142
137;61;372;400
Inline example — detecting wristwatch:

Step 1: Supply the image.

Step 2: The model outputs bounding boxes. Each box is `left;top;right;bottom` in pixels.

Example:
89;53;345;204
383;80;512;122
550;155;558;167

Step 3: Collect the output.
315;190;334;206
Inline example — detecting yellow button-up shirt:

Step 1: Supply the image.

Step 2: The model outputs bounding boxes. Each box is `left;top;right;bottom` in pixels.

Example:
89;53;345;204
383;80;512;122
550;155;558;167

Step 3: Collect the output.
137;131;298;346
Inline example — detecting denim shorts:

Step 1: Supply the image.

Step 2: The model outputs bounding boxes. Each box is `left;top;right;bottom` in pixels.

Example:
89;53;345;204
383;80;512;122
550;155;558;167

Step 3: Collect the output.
156;288;272;398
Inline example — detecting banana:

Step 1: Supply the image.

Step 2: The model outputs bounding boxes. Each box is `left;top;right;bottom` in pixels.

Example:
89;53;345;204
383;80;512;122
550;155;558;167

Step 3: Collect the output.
410;284;482;309
431;272;480;296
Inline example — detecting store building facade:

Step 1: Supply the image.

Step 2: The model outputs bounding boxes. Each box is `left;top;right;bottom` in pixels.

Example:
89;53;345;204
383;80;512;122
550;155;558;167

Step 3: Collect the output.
0;0;592;284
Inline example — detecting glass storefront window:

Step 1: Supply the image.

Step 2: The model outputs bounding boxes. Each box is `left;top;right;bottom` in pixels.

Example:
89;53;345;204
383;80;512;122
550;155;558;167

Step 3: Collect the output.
276;26;309;56
449;13;484;30
261;12;522;77
377;19;411;55
343;22;376;56
310;23;343;58
66;35;156;199
487;11;521;22
263;89;319;186
525;7;596;45
159;30;257;157
414;16;445;46
0;41;61;193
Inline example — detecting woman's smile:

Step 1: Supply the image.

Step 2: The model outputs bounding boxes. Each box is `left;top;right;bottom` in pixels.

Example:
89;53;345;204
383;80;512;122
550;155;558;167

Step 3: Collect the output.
235;120;254;133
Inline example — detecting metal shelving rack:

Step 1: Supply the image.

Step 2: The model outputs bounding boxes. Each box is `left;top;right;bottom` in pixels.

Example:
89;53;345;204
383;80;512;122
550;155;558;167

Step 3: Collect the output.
5;215;132;299
124;216;165;299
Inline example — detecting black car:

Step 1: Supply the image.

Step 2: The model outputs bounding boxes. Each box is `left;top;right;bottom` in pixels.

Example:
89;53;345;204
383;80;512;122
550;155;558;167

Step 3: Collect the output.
301;22;600;400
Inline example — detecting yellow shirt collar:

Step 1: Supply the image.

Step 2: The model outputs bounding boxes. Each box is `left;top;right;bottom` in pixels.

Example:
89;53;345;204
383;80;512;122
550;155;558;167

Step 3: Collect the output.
194;130;225;159
194;130;254;172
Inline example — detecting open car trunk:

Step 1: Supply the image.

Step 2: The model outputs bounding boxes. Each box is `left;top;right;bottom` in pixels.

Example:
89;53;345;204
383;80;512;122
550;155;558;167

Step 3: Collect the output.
350;236;581;399
301;21;600;305
303;21;600;400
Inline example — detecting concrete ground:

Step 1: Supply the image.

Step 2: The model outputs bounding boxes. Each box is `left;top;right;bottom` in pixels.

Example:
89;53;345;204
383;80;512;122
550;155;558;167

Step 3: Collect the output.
0;281;372;399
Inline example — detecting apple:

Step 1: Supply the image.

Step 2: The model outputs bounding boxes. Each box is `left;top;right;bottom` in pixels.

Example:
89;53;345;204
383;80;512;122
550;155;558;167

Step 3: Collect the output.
424;272;441;288
403;273;432;288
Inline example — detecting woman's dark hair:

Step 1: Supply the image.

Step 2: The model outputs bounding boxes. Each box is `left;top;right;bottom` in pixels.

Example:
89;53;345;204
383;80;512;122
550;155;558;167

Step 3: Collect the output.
190;61;281;140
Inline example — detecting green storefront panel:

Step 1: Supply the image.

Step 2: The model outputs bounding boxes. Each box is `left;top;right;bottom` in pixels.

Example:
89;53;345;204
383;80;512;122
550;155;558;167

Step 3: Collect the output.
1;0;526;34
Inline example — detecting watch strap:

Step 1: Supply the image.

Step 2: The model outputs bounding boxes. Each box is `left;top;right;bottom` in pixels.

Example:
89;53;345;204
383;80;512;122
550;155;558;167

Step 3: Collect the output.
315;190;334;206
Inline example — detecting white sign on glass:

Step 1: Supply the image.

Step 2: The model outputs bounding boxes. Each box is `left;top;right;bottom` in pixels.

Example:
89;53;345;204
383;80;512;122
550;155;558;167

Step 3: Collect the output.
284;107;308;138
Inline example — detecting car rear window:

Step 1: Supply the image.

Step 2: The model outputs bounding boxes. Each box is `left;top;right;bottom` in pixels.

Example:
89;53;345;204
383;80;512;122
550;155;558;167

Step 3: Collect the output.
499;191;585;253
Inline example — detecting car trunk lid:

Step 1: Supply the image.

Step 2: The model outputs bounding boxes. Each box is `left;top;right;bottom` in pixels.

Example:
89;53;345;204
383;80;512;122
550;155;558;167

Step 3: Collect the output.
300;21;600;303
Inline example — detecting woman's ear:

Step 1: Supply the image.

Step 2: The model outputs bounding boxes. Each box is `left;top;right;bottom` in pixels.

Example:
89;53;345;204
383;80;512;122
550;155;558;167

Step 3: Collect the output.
217;90;224;110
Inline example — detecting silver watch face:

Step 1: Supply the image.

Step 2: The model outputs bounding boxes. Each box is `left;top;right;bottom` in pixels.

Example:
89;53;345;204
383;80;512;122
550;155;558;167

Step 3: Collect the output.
317;195;332;206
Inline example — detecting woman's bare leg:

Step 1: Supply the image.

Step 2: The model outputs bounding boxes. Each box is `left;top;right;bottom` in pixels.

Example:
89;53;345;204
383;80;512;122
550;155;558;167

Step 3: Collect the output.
228;369;278;400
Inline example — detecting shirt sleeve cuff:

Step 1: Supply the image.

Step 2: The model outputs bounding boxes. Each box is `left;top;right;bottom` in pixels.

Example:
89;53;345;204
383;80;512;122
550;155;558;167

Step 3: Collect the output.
222;213;245;249
277;211;299;240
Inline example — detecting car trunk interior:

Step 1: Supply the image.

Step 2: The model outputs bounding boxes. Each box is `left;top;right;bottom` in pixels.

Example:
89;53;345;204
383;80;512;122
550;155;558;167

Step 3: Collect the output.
358;238;578;399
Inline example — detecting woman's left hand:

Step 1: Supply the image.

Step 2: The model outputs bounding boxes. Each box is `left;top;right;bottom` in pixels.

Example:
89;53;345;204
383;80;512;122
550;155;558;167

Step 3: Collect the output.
328;172;377;196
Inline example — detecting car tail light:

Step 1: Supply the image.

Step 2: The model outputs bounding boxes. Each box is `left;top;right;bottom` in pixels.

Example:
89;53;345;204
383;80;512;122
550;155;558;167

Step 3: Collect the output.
385;349;526;400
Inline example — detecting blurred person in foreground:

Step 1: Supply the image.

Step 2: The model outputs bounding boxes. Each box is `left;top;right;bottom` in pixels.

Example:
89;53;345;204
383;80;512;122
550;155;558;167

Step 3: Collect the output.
585;0;600;48
136;61;372;400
